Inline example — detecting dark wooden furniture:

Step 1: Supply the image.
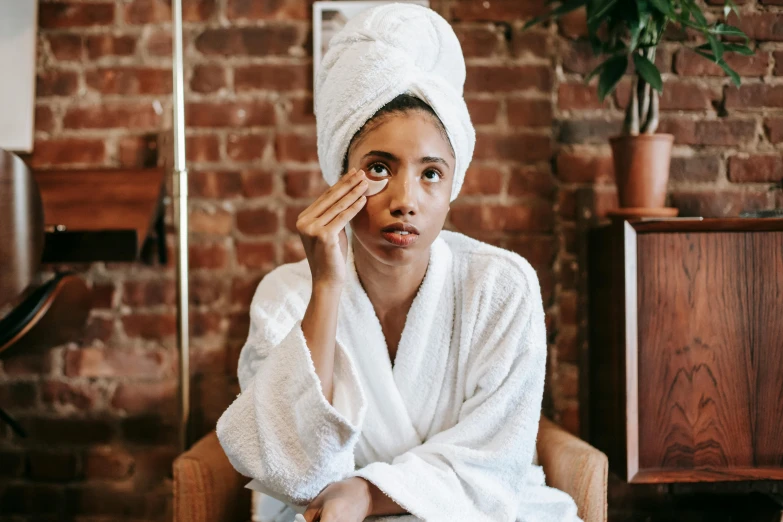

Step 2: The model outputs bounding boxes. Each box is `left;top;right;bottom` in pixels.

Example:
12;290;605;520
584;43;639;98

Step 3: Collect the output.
588;218;783;484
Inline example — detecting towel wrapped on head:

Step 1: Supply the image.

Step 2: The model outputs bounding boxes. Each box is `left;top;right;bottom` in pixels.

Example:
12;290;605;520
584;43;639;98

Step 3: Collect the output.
314;3;476;202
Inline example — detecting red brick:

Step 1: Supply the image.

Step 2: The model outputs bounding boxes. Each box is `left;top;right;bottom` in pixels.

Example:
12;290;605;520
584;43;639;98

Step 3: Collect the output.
124;0;215;23
669;155;721;183
37;70;79;97
559;402;580;435
475;132;552;163
726;84;783;109
562;40;602;75
40;2;115;28
231;276;263;308
674;49;769;77
35;105;55;133
461;165;503;195
0;381;37;409
235;63;310;92
236;241;276;270
505;235;557;269
86;34;137;59
121;313;177;339
558;119;621;144
122;279;176;306
658;118;756;147
287;96;315;125
196;26;301;56
671;190;770;217
557;188;578;220
558;83;603;110
29;138;105;168
450;202;554;233
774;51;783;75
556;151;613;184
186;135;221;163
558;8;587;39
189;274;228;306
0;449;24;478
117;134;158;168
466;98;500;125
132;445;178;482
511;29;548;59
728;155;783;183
227;133;272;161
86;67;171;95
83;447;134;480
276;133;318;163
66;482;169;515
466;65;551;93
26;417;115;445
144;27;173;56
627;80;717;111
2;353;53;376
454;25;501;58
283;237;306;263
111;380;176;415
189;170;243;198
40;381;98;411
192;310;224;337
241;169;275;197
284;169;326;198
187;100;275;128
81;316;116;344
236;208;278;235
732;12;783;41
91;283;116;309
285;205;307;233
47;34;83;61
63;103;161;130
190;207;233;235
189;241;229;269
508;166;556;199
557;326;579;363
559;363;579;399
64;346;173;378
507;99;552;127
451;0;546;21
227;0;309;19
190;64;227;94
765;118;783;143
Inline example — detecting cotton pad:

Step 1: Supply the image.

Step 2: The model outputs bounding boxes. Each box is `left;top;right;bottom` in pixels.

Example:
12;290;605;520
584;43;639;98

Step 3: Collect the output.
363;178;388;197
294;515;306;522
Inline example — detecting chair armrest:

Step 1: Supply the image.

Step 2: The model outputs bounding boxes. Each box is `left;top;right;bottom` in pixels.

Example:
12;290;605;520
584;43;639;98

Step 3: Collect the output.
537;416;608;522
173;431;251;522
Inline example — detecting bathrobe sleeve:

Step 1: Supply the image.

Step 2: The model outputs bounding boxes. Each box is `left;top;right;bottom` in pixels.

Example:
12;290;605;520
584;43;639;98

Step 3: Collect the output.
349;258;577;522
216;265;368;506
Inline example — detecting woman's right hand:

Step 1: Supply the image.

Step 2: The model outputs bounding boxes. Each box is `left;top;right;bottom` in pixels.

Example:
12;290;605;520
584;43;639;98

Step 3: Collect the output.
296;168;368;288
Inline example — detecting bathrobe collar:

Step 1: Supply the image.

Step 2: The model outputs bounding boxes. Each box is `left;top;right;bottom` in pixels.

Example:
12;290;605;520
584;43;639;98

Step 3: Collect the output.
337;233;453;462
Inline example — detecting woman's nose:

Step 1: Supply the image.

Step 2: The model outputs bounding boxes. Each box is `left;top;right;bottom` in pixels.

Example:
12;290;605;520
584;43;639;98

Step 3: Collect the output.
388;171;418;215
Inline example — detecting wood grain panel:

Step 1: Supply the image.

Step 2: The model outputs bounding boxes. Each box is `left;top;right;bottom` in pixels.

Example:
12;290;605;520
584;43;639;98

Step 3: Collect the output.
636;231;783;475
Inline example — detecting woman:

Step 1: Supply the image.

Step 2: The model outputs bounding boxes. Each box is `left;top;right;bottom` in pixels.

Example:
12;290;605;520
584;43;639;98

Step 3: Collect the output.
217;4;580;522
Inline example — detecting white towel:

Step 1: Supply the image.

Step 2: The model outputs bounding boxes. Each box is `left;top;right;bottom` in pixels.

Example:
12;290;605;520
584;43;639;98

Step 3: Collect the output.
314;3;475;202
217;231;581;522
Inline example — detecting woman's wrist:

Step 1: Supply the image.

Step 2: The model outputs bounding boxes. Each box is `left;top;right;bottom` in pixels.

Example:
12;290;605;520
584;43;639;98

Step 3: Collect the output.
312;278;344;298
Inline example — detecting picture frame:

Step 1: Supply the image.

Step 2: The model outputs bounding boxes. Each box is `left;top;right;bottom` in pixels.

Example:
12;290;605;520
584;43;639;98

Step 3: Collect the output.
312;0;429;96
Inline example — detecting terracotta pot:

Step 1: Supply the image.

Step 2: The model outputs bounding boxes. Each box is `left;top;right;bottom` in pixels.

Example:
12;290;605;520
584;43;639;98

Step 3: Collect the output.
609;134;674;209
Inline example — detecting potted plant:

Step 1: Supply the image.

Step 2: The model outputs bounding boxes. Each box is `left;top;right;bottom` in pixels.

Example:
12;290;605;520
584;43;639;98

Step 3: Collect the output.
525;0;753;215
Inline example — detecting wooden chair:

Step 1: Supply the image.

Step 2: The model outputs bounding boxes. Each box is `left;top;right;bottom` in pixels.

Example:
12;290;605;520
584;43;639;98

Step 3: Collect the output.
173;416;608;522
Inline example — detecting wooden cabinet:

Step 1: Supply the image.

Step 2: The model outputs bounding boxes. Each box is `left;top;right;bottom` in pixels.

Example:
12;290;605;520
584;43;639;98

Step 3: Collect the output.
587;218;783;483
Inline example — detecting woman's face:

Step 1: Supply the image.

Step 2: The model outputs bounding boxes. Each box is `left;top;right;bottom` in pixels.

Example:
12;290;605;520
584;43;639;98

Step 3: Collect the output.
346;110;455;267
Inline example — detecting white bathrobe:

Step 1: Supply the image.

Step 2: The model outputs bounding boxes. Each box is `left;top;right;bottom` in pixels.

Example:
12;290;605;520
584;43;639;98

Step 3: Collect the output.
216;230;581;522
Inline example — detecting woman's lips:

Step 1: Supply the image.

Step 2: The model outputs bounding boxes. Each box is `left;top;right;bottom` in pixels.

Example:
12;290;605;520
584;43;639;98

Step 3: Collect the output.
381;230;419;247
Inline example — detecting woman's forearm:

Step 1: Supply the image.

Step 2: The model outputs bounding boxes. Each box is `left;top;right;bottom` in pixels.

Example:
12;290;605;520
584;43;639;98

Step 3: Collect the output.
301;283;342;404
366;480;408;517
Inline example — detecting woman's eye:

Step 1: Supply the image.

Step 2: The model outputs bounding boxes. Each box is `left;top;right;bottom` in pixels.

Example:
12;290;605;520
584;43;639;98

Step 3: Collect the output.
423;169;441;182
368;163;390;177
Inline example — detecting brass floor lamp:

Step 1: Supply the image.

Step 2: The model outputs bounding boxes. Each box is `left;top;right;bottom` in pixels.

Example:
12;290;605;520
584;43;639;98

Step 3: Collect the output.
171;0;190;452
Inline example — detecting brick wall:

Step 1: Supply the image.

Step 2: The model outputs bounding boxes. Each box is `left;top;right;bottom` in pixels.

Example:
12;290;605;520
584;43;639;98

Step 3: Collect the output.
1;0;782;520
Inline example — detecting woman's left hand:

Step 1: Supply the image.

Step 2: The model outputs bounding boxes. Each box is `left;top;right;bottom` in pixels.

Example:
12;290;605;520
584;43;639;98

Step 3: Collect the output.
302;477;372;522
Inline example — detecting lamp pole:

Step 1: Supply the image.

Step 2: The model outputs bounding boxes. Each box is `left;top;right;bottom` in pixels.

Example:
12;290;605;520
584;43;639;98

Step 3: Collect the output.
171;0;189;452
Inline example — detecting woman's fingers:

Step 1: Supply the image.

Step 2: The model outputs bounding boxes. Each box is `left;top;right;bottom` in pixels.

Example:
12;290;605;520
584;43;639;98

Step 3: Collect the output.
302;506;320;522
323;195;366;236
300;168;365;222
313;178;368;228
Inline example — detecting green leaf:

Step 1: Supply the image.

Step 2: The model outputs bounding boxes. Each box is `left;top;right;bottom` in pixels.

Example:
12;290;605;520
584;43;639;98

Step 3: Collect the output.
649;0;672;15
522;0;587;29
707;34;724;61
597;54;628;101
711;23;748;39
632;52;663;93
587;0;620;26
724;43;754;56
693;48;742;86
724;0;739;19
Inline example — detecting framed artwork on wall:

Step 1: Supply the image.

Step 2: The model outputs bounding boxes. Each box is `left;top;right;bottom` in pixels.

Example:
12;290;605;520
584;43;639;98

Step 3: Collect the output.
0;1;38;152
312;0;429;96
